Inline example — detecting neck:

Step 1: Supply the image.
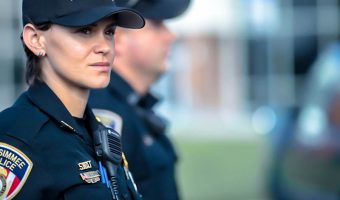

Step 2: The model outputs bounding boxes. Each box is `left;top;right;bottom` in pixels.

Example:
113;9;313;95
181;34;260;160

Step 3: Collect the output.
128;75;153;95
113;65;154;96
43;77;89;118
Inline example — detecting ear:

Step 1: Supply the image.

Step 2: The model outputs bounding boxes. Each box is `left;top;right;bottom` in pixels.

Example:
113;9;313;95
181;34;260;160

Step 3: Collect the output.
22;24;46;56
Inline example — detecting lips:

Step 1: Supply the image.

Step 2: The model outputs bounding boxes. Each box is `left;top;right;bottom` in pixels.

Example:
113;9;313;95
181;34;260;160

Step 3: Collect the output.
89;62;111;67
89;62;111;72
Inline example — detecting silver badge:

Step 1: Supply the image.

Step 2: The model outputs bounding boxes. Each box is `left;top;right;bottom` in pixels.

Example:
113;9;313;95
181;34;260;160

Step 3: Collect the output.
80;170;101;184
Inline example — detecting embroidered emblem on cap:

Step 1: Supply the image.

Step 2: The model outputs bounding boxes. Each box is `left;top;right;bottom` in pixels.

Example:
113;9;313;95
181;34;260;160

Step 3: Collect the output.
0;142;33;199
80;170;101;184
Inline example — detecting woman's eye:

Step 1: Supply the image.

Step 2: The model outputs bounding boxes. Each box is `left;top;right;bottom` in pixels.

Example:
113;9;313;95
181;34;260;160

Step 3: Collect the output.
150;20;163;29
105;28;116;36
77;27;92;35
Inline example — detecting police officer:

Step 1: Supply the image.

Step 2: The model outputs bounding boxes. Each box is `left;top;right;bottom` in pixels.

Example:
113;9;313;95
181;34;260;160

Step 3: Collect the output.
89;0;191;199
0;0;145;199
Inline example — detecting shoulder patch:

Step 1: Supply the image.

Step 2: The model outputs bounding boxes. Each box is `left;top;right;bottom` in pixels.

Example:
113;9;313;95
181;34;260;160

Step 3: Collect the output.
92;109;123;134
0;142;33;199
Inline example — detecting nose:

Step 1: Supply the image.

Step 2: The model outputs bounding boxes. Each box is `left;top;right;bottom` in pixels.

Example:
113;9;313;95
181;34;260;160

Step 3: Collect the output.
163;24;176;44
94;34;114;55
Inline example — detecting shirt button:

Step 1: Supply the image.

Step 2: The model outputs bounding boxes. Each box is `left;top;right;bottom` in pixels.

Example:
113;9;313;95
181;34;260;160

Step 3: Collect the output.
123;193;129;199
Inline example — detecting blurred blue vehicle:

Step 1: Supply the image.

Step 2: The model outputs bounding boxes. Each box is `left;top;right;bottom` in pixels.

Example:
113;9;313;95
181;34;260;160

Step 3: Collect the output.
268;42;340;200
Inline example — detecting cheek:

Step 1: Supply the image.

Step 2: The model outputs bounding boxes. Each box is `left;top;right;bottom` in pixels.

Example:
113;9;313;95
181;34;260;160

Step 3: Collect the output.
128;42;147;64
132;37;153;56
48;37;90;64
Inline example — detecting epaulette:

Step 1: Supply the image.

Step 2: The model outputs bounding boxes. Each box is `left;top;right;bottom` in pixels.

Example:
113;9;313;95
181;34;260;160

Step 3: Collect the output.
0;105;49;144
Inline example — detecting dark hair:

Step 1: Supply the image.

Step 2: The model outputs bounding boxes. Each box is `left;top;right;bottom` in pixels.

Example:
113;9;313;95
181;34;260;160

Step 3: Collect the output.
21;23;51;85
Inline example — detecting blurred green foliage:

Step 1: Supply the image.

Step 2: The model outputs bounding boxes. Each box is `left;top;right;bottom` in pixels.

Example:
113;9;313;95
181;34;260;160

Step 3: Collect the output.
174;138;267;200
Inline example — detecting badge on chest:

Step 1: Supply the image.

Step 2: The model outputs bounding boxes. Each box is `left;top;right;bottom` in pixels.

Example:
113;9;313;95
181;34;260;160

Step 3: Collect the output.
78;160;101;184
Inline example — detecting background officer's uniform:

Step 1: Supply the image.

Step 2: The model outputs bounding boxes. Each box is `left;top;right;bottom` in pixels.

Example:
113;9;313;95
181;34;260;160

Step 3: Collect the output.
90;71;179;200
0;81;141;200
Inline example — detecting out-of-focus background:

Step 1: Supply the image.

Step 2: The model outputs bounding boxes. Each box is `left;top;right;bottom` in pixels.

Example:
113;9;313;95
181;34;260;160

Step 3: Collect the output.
1;0;340;199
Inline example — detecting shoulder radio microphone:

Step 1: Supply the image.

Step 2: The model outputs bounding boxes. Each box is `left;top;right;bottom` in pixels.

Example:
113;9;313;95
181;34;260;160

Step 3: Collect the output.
93;124;122;200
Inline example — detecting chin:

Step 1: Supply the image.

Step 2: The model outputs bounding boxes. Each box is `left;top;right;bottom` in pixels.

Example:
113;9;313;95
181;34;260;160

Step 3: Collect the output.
94;81;110;89
157;66;167;76
88;79;110;89
91;73;111;88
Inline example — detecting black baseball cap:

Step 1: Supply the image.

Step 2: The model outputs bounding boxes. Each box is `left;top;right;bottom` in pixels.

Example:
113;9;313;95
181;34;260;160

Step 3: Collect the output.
115;0;191;20
22;0;145;29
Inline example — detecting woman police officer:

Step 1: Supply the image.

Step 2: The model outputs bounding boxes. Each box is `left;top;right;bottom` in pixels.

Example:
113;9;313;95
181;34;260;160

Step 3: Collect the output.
0;0;144;199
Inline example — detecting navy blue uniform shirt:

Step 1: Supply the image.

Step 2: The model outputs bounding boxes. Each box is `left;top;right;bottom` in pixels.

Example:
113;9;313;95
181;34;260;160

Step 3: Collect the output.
89;71;179;200
0;81;141;200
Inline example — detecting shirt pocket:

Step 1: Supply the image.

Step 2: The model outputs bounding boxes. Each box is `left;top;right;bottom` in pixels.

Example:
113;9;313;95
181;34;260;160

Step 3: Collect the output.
63;183;112;200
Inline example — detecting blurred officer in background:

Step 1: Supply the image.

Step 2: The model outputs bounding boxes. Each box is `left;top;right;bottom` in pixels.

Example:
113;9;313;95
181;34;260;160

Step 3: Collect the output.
0;0;145;199
89;0;191;199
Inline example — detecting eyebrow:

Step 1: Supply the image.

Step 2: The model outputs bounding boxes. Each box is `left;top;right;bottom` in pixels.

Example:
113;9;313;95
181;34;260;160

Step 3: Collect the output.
105;22;117;28
85;21;117;28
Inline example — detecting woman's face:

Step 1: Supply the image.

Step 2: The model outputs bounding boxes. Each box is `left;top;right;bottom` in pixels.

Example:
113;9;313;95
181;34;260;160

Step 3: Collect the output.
40;18;116;89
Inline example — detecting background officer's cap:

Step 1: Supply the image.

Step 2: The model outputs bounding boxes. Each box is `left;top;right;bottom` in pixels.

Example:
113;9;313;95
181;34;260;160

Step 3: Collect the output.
22;0;145;28
115;0;191;20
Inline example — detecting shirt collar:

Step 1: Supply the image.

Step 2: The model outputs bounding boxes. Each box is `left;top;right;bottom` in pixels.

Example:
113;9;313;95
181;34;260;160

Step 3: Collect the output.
137;92;159;110
27;80;100;134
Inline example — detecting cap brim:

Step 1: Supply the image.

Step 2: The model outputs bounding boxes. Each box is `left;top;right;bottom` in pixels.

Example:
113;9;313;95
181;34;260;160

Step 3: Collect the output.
133;0;190;20
51;6;145;29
